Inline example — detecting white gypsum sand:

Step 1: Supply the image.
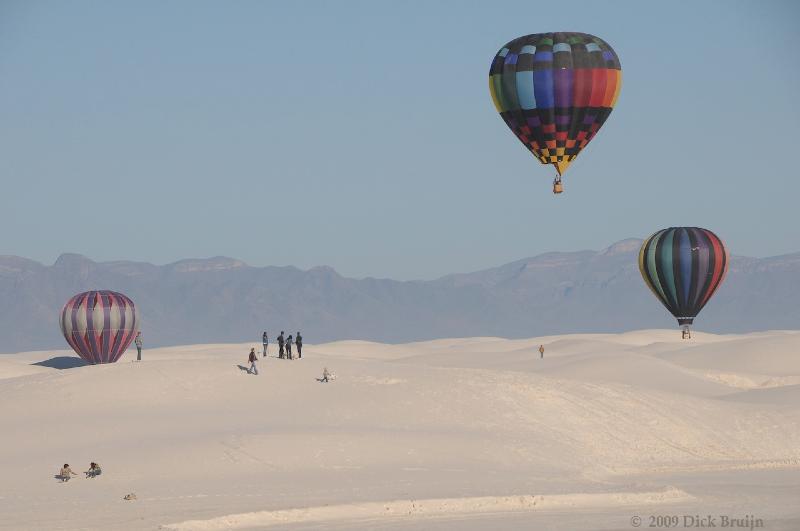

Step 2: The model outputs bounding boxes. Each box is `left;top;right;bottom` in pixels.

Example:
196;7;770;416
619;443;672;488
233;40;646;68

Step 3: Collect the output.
0;330;798;530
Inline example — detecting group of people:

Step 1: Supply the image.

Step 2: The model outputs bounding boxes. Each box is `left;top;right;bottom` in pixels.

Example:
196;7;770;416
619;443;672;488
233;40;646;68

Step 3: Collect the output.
261;331;302;359
247;331;304;375
57;462;101;482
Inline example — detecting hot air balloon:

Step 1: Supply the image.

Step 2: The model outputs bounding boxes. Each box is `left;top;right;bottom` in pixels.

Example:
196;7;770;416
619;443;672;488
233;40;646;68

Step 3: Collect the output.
60;290;139;364
489;32;622;194
638;228;729;339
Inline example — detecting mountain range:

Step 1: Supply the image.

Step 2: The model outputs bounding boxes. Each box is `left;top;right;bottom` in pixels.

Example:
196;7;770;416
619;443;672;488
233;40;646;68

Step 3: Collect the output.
1;238;798;353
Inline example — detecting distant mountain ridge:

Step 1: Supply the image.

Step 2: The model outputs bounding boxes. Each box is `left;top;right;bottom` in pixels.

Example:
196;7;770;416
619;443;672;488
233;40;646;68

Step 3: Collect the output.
1;239;798;353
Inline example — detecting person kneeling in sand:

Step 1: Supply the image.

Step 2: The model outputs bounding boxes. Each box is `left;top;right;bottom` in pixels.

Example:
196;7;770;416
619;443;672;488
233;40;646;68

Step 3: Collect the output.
85;462;101;478
58;464;77;482
321;367;335;382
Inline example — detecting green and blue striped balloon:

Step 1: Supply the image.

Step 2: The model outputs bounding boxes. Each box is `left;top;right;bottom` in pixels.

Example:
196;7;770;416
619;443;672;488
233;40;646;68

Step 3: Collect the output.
638;227;728;329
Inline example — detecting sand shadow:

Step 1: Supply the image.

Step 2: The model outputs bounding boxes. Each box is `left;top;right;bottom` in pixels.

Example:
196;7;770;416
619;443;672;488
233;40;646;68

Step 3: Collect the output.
34;357;89;370
237;365;252;374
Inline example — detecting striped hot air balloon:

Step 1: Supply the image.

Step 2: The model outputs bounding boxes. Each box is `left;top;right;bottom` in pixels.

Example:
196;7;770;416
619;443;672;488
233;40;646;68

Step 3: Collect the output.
489;32;622;194
638;227;729;338
60;290;139;364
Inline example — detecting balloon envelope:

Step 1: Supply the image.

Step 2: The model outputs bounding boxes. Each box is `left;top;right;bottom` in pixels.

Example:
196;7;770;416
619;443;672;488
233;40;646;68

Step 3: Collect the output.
638;227;728;327
489;32;621;179
60;290;139;364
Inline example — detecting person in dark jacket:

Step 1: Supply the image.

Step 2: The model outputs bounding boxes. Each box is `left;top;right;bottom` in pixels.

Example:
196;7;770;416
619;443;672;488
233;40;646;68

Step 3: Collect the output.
277;332;285;359
135;332;143;361
295;332;303;358
262;332;268;357
286;335;293;360
248;347;259;375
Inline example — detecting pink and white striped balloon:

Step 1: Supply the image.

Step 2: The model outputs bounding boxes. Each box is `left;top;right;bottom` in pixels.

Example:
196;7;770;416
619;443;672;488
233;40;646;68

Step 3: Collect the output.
60;290;139;364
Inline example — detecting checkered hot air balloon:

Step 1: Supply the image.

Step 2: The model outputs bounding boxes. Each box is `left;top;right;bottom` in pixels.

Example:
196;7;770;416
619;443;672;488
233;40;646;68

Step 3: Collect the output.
60;290;140;364
639;228;729;338
489;32;622;194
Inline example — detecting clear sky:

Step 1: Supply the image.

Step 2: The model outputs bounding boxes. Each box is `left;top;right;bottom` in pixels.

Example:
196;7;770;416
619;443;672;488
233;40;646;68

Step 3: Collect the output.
1;0;798;279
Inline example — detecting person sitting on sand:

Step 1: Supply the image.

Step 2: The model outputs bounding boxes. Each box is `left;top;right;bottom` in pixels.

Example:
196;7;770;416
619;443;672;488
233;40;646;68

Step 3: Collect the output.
321;367;333;382
58;464;77;482
85;462;101;478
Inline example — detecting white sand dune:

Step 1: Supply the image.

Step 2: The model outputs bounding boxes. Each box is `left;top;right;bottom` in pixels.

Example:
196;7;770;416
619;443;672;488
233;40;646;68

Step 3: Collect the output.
0;330;798;530
163;488;694;530
655;332;800;375
718;384;800;404
0;359;51;380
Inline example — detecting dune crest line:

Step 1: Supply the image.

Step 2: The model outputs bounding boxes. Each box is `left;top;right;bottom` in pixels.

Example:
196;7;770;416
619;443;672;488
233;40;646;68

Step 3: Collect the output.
162;488;694;530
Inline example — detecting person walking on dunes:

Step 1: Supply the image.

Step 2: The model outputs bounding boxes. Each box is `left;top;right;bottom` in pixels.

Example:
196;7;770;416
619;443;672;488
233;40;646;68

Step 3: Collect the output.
278;331;285;359
286;335;293;360
295;332;303;359
262;331;269;357
135;332;143;361
539;345;545;359
58;464;77;482
248;347;259;375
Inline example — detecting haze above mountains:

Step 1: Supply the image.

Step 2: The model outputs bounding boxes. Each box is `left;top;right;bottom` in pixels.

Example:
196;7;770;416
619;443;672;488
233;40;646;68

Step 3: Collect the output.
1;238;798;353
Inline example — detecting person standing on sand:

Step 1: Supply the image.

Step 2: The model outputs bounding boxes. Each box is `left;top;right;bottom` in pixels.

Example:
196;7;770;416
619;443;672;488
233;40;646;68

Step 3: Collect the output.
295;332;303;358
278;331;285;359
248;347;259;375
539;344;544;359
135;332;143;361
262;331;269;357
286;335;293;360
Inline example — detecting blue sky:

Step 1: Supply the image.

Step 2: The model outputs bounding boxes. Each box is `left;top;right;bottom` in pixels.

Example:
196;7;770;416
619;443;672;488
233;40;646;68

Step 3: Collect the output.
1;0;798;279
